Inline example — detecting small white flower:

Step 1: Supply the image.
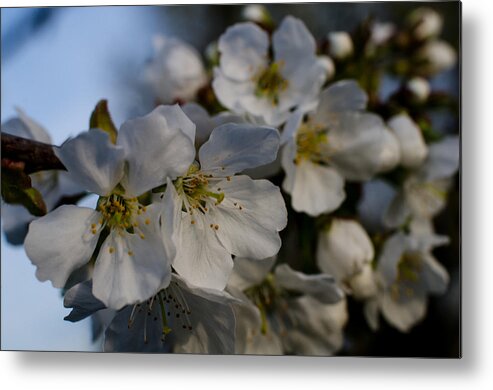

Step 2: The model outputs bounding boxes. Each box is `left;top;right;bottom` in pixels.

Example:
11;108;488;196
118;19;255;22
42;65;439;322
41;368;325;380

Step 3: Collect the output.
384;136;459;228
242;4;271;25
24;105;196;309
281;80;400;216
388;113;428;169
213;16;328;126
1;109;83;244
371;231;449;332
416;40;457;76
64;275;238;353
228;257;345;355
143;36;208;104
316;218;375;298
327;31;353;59
406;77;431;102
407;7;443;41
160;122;287;290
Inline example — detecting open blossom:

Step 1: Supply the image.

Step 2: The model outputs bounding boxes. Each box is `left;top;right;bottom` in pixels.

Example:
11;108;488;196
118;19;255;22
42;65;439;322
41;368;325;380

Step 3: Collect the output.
281;80;400;216
24;105;195;309
1;109;82;244
64;275;238;353
384;136;459;228
143;36;208;104
365;230;449;332
228;257;345;356
213;16;327;126
316;218;377;299
159;119;287;290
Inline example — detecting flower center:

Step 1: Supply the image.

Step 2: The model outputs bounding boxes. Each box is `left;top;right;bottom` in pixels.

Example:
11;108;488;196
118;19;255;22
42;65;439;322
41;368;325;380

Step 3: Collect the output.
254;61;289;105
294;122;330;165
174;163;225;220
391;251;423;300
127;281;193;345
244;273;281;334
97;193;141;230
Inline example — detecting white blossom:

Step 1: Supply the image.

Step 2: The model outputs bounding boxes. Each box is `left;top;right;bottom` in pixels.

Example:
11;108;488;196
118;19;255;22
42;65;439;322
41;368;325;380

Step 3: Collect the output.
159;121;287;290
368;230;449;332
24;105;196;309
406;77;431;102
384;136;459;228
213;16;327;126
407;7;443;41
327;31;354;59
417;40;457;76
281;80;400;216
143;36;207;104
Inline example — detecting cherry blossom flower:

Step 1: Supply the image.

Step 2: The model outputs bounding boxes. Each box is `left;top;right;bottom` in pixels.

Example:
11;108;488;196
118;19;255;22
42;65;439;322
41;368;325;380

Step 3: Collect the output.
212;16;328;126
228;257;345;355
384;136;459;228
64;275;238;353
24;105;195;309
281;80;400;216
160;122;287;290
365;230;449;332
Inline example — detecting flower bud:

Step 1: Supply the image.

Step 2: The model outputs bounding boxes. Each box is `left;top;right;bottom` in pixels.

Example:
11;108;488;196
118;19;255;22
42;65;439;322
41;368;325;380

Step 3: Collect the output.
348;263;378;300
406;76;431;102
408;7;443;41
416;40;457;76
143;36;208;104
370;22;396;46
327;31;353;60
318;55;335;80
317;219;374;286
242;4;271;25
388;113;428;168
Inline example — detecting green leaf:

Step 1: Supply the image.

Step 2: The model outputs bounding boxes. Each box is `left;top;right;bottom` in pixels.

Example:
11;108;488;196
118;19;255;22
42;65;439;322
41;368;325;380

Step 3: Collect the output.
1;165;47;216
89;100;118;144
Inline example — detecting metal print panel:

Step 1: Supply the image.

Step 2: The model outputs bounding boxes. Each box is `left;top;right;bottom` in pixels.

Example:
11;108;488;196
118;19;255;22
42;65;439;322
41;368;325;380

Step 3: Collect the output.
1;2;460;357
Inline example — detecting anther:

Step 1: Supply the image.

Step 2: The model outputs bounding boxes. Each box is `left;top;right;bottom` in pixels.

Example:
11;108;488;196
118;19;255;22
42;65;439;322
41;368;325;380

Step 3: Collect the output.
109;247;115;254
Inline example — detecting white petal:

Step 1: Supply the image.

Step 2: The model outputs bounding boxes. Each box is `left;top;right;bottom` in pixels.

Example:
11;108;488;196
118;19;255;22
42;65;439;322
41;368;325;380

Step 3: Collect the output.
329;112;400;180
348;263;378;300
316;219;374;283
212;69;255;114
383;190;412;228
2;108;51;143
281;110;304;145
171;275;237;354
218;22;269;81
388;113;428;168
418;136;459;181
55;130;125;196
199;124;280;176
118;105;196;196
92;221;172;310
286;159;345;216
63;280;105;322
364;298;380;331
211;175;287;259
272;16;316;76
172;203;234;291
313;80;368;123
228;256;276;291
283;296;348;356
274;264;343;304
377;232;409;286
380;292;427;332
24;205;101;288
421;254;449;294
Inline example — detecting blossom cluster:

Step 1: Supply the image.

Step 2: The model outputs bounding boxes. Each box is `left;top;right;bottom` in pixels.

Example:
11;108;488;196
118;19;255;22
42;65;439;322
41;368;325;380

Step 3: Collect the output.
1;5;459;355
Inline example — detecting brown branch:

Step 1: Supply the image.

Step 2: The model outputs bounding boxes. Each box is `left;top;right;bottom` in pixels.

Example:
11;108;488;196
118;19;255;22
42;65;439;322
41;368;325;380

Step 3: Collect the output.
1;133;66;174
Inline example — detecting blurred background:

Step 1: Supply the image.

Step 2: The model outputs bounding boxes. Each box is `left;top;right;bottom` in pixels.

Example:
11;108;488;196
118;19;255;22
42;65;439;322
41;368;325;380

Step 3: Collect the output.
1;2;460;355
